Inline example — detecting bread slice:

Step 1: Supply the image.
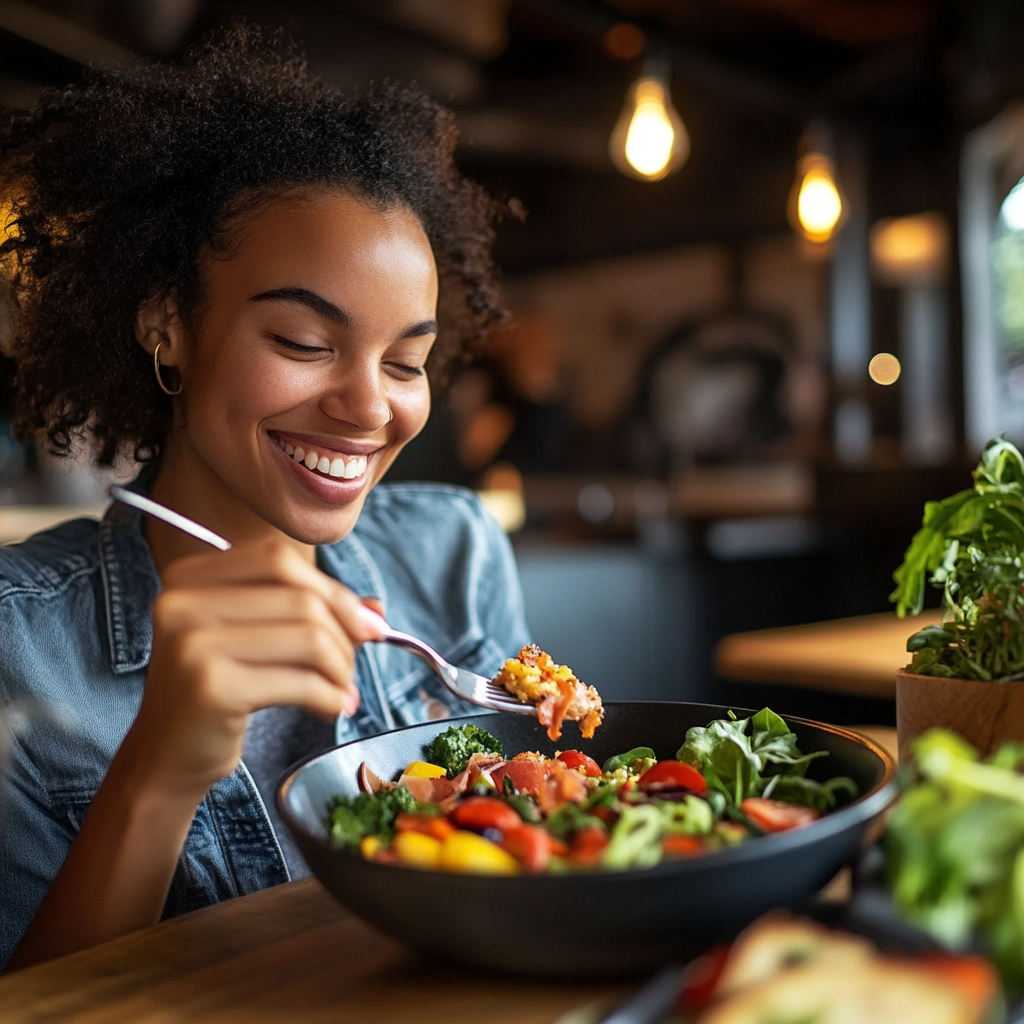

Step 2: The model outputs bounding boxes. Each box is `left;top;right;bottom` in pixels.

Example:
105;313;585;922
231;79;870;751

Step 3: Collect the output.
714;912;874;998
700;957;974;1024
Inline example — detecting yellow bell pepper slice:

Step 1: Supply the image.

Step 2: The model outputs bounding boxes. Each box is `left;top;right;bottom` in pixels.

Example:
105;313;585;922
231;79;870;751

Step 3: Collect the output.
402;760;448;778
393;830;443;869
360;835;384;861
440;831;520;875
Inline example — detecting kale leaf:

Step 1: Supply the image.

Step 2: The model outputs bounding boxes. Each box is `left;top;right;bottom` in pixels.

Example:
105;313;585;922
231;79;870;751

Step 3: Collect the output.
424;723;504;778
326;787;435;848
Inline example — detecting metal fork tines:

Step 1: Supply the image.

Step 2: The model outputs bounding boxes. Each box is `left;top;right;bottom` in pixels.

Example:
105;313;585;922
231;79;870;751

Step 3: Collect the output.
378;627;536;716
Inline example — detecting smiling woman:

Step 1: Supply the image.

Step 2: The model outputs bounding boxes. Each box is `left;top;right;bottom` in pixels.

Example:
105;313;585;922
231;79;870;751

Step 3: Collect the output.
0;26;530;972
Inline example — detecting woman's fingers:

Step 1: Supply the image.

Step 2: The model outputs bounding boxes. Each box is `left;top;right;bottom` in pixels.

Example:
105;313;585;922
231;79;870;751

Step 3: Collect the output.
221;664;353;721
156;585;349;633
175;622;361;717
162;540;385;642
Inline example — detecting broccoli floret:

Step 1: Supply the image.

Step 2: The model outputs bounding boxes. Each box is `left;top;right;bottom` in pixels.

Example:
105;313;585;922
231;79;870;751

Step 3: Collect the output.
424;724;504;777
326;787;435;849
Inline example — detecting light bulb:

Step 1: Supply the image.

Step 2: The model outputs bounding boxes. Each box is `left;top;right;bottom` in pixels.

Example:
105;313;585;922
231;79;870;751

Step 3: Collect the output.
610;73;689;182
788;153;844;244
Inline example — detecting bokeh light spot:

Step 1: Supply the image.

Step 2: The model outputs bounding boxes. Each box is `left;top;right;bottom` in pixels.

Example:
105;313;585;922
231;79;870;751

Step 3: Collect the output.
868;352;901;385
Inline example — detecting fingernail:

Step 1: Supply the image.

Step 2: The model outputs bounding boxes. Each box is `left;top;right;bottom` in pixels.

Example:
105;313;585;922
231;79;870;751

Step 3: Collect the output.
357;605;387;636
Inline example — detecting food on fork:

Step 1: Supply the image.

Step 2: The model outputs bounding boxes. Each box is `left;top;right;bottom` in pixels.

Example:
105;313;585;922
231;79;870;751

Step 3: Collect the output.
492;644;604;741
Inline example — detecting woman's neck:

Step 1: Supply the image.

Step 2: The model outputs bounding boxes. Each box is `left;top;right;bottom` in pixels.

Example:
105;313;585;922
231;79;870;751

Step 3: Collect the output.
145;439;316;575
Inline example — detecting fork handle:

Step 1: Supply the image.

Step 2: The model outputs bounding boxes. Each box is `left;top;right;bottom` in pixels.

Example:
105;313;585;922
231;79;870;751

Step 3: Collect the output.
375;627;452;681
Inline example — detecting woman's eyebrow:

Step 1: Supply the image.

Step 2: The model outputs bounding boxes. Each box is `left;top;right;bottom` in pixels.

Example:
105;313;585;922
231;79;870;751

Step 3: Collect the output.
401;319;438;339
249;287;349;326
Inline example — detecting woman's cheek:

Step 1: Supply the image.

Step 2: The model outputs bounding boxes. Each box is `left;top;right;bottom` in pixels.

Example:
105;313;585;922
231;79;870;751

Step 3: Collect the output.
391;380;431;442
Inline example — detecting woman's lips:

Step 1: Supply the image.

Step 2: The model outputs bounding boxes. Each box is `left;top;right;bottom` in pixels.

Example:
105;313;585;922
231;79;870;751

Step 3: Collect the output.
271;433;369;480
267;432;378;504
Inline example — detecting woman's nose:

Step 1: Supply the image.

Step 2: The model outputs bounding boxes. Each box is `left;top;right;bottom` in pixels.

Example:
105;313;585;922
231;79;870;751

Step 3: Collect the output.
318;362;391;432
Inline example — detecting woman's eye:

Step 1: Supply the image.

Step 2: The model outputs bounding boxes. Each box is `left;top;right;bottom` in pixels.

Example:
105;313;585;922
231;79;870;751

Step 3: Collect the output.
387;362;426;378
272;334;329;355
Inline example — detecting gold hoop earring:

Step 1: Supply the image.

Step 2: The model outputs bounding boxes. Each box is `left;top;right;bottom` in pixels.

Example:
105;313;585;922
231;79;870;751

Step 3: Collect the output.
153;340;182;396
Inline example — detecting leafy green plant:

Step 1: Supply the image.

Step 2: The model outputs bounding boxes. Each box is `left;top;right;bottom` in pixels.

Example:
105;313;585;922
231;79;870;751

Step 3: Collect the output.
891;437;1024;680
886;729;1024;993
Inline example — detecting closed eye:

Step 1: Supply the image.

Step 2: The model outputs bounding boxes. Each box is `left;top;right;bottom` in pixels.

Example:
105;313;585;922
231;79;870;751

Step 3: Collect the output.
271;334;329;355
387;362;426;378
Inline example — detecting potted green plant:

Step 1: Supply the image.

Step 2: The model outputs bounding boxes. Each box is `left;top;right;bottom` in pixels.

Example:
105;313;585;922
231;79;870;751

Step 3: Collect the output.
891;437;1024;760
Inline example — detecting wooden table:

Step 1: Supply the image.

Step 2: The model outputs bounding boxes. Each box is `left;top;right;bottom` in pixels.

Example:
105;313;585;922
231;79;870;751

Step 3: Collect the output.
0;878;629;1023
0;504;107;545
714;611;942;698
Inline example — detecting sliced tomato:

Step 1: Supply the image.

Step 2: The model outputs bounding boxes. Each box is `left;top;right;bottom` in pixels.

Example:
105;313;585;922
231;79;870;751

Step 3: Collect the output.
637;760;708;797
500;824;552;873
490;759;545;796
394;813;454;841
556;750;603;777
567;826;609;865
450;796;521;833
661;833;705;857
741;797;819;833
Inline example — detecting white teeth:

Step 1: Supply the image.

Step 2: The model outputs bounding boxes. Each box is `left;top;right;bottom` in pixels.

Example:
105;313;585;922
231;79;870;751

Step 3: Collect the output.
283;442;369;480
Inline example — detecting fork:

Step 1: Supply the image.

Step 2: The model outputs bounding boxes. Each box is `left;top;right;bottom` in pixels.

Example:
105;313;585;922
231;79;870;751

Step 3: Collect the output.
108;486;536;716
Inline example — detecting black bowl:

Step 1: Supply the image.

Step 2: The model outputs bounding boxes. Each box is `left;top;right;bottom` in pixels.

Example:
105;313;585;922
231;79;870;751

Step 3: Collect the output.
277;701;896;978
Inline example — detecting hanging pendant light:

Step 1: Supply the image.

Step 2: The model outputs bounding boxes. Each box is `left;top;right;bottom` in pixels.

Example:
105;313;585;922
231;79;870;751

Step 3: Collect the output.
788;147;844;246
610;60;689;182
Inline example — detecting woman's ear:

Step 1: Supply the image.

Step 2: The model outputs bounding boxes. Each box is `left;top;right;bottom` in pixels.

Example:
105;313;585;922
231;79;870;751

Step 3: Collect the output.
134;294;186;367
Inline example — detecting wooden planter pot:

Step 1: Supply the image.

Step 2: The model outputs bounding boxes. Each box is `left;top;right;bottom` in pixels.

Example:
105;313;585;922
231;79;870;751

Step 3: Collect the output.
896;668;1024;762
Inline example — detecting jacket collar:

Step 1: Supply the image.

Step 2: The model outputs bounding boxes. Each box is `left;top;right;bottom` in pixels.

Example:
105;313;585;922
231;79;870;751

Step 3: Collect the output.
98;499;161;674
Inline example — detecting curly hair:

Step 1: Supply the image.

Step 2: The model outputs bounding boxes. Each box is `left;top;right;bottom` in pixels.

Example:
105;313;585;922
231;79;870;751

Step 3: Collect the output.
0;25;512;465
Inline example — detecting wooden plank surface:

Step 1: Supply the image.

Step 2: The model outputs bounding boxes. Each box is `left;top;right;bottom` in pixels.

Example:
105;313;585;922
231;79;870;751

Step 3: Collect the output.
714;611;942;698
0;878;627;1024
0;504;107;545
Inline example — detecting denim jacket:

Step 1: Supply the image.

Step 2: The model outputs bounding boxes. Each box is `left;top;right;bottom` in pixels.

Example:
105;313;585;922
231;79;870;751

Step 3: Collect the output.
0;483;530;969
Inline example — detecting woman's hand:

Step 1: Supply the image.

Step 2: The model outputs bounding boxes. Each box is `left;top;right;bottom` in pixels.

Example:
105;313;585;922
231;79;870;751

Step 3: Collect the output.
130;539;384;801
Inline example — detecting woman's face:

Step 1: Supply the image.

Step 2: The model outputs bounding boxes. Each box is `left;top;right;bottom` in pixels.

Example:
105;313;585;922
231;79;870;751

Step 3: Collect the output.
165;191;437;544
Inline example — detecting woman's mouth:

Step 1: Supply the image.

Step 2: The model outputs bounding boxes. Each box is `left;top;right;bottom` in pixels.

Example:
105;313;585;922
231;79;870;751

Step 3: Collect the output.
270;434;369;481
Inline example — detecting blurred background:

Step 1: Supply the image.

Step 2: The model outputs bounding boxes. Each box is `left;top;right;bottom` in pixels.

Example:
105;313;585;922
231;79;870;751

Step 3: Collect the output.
4;0;1024;724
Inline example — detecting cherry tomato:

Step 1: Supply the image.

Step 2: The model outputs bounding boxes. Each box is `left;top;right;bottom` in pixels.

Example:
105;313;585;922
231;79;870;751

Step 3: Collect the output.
394;813;455;841
450;797;521;833
500;824;552;873
568;826;609;865
637;760;708;796
740;797;818;833
556;750;603;778
661;833;705;857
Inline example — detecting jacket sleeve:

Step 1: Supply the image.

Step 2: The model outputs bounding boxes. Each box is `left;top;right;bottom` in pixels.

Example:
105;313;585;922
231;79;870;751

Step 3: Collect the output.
0;740;77;972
